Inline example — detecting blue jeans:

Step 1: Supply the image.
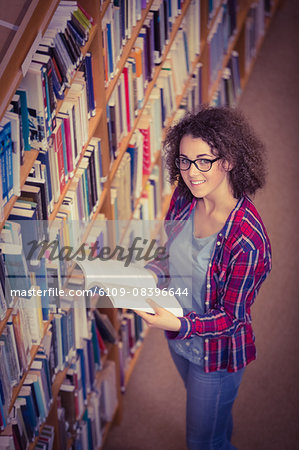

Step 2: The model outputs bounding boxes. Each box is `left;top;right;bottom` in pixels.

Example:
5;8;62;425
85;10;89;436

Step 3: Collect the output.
169;345;244;450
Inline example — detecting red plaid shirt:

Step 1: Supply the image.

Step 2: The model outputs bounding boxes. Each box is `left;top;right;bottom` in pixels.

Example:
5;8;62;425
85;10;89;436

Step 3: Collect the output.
146;188;272;372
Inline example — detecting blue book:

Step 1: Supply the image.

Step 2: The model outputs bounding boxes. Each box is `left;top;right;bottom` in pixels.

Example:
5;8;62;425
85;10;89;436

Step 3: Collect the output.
16;89;31;151
106;22;114;77
27;376;46;422
32;258;49;320
40;62;52;136
86;414;94;450
1;117;14;201
159;86;165;126
86;337;95;389
77;348;87;401
183;29;190;74
34;352;52;405
60;311;69;362
85;53;96;117
18;387;39;436
0;128;8;203
82;167;90;218
19;400;34;441
120;0;126;43
91;318;101;369
0;386;7;430
22;381;41;424
67;20;85;47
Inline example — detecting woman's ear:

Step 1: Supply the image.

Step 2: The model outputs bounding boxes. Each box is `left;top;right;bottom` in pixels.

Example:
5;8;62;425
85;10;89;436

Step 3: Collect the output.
223;160;234;172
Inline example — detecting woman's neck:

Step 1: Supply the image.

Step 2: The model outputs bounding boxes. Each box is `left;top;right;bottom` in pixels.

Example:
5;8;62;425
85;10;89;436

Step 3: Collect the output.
194;194;238;238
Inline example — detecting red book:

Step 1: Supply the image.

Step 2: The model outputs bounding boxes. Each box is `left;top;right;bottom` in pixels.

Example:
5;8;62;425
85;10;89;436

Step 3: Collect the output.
123;65;131;132
52;119;66;193
96;327;108;354
138;115;151;175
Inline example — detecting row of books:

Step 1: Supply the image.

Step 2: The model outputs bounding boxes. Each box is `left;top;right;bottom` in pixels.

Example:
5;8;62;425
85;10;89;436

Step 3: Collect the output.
107;31;189;162
174;62;203;116
0;337;53;441
0;301;119;446
19;1;95;151
102;0;185;86
3;132;105;256
111;159;164;244
0;1;96;219
244;0;266;71
210;51;241;107
53;310;118;448
207;0;237;90
66;360;118;449
0;293;53;433
106;1;204;162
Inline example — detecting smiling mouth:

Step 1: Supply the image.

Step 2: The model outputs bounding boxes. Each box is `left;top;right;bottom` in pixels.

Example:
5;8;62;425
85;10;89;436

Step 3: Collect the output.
190;180;206;185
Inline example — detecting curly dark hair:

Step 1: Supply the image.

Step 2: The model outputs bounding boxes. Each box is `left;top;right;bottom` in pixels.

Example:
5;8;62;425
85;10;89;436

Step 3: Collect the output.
163;106;267;200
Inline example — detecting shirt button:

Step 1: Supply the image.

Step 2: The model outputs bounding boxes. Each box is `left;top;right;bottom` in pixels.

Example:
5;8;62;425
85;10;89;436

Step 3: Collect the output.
219;233;222;237
205;339;209;343
204;356;208;361
209;263;212;267
207;283;211;289
205;301;209;305
217;241;221;246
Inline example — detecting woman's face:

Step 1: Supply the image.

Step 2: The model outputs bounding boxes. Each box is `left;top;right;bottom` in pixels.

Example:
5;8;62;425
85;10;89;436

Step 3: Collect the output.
179;135;232;200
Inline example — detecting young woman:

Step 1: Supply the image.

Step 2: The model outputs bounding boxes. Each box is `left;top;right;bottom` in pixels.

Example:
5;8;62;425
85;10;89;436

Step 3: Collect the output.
136;106;272;449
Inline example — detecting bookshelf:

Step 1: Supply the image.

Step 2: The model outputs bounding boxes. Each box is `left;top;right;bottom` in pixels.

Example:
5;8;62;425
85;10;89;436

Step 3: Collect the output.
0;0;281;448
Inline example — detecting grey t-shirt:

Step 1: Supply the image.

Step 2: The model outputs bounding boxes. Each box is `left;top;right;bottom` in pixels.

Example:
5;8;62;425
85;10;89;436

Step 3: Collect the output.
168;207;218;365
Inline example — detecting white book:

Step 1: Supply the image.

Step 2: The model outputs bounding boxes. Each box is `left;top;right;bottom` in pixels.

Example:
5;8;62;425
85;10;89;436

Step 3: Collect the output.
76;258;183;316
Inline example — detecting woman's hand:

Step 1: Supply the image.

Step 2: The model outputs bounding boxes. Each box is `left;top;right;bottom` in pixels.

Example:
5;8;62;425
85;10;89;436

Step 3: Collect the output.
134;299;181;332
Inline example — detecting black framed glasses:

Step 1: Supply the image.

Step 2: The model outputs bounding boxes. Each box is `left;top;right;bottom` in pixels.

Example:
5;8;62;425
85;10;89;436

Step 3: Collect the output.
175;156;221;172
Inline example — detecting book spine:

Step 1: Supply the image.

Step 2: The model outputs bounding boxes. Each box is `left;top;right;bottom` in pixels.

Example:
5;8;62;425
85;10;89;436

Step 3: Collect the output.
85;53;96;117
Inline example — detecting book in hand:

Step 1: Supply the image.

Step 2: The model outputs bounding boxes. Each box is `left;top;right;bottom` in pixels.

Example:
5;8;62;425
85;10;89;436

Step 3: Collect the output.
75;259;183;317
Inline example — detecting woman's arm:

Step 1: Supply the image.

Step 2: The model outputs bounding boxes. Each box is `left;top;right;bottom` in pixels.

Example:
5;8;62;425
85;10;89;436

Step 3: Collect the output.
138;245;271;339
